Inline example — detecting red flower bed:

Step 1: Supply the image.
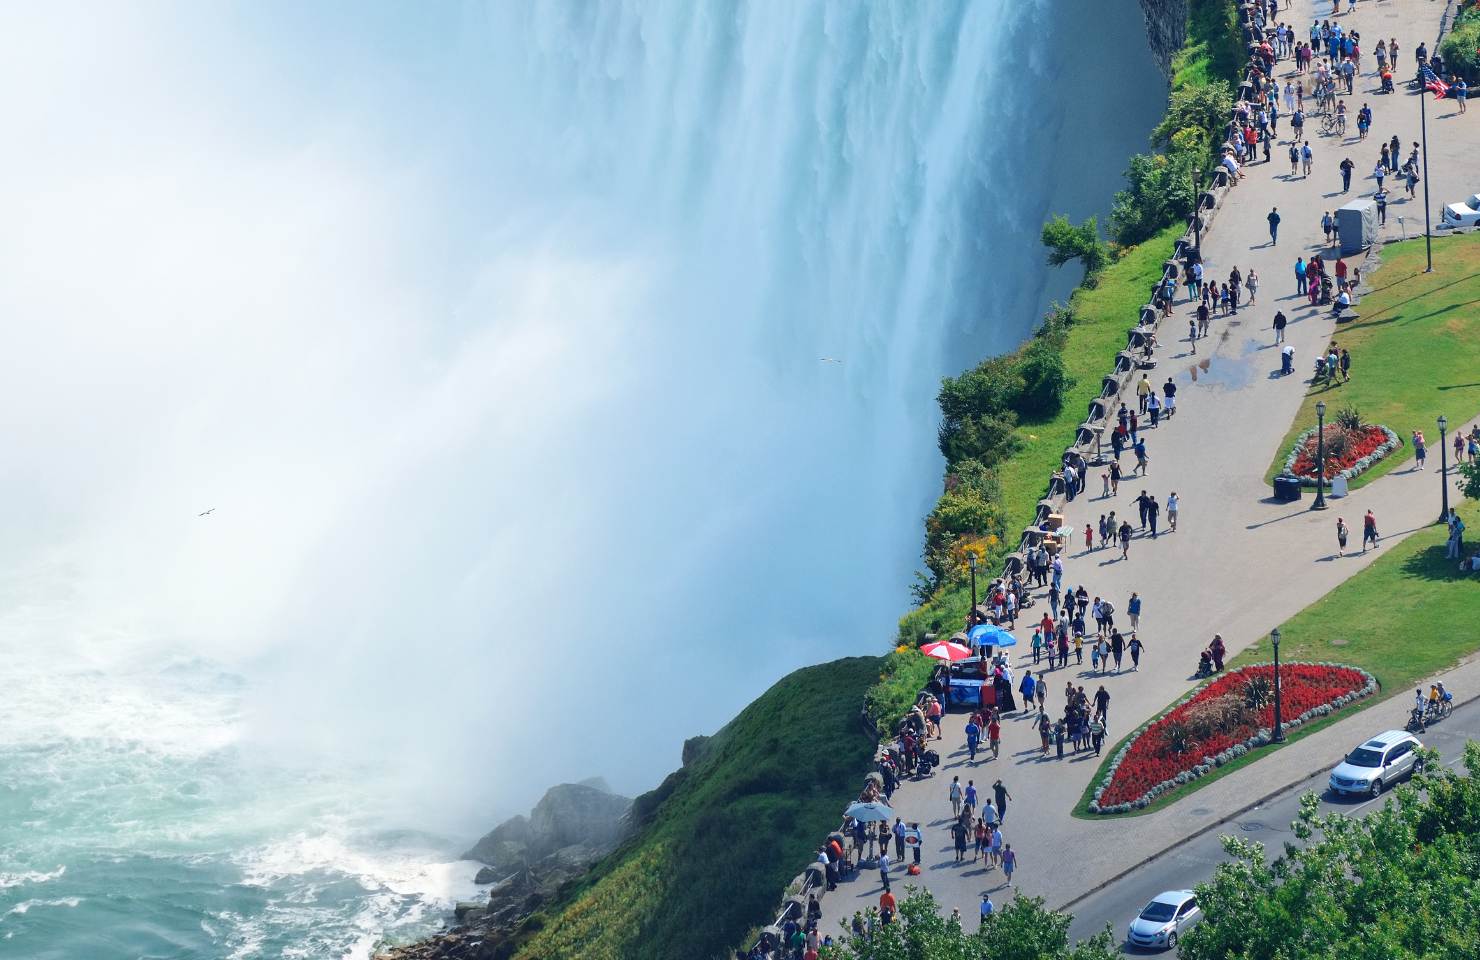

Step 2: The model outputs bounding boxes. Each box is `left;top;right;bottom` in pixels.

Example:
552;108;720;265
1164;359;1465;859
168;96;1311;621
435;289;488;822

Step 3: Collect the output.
1290;424;1390;477
1096;664;1371;809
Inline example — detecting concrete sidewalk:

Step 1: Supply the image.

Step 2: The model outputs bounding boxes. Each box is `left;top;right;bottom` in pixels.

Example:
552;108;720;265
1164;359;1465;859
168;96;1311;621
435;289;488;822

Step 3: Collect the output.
817;0;1478;933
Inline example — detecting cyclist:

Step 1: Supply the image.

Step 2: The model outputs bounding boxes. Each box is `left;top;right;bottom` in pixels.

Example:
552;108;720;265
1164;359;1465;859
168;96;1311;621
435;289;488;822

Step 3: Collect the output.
1412;688;1428;730
1428;684;1442;717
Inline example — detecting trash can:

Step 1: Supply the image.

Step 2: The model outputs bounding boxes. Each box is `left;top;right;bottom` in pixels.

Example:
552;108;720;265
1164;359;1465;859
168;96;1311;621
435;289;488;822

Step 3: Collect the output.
1273;475;1303;502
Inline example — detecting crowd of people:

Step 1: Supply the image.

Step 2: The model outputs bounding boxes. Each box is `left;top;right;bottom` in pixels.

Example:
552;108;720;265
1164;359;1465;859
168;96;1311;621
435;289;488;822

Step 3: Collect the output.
747;6;1474;957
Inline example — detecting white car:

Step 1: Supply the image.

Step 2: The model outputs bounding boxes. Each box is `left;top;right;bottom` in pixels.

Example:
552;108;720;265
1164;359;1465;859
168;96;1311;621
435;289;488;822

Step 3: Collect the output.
1127;890;1200;951
1328;729;1423;798
1440;194;1480;229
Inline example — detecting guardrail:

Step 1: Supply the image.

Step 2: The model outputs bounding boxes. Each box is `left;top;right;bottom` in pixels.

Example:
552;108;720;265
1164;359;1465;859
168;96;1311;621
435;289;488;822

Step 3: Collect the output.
998;0;1269;583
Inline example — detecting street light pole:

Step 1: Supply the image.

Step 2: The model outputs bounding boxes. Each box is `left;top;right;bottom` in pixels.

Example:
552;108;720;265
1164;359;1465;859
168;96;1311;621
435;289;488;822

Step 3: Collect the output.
1193;170;1203;254
1420;82;1434;272
1312;401;1329;510
967;552;979;629
1439;415;1450;524
1271;627;1285;743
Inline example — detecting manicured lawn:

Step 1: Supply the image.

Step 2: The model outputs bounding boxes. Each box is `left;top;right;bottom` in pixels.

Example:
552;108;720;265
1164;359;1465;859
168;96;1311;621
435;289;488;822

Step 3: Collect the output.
1263;232;1480;490
998;224;1184;530
1228;501;1480;694
1076;500;1478;817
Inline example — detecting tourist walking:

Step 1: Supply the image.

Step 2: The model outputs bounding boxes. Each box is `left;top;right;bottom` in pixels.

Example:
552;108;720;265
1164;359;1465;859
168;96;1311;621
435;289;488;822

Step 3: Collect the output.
1340;156;1354;192
1127;591;1142;631
1363;509;1380;551
1267;206;1280;245
993;779;1010;822
878;851;891;892
1133;438;1149;476
1118;520;1133;559
1128;633;1144;670
1337;517;1349;556
949;776;962;818
1322;211;1335;245
988;714;1001;760
1166;490;1179;531
1414;430;1427;469
1246;268;1259;304
1093;685;1110;727
1001;845;1016;887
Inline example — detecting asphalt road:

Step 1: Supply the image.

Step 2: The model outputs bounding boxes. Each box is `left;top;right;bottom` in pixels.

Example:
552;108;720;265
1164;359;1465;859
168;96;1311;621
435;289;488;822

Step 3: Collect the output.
1065;697;1480;954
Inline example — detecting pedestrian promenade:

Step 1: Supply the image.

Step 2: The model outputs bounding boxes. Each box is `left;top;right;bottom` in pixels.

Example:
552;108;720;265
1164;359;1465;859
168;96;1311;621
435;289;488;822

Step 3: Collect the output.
817;0;1479;934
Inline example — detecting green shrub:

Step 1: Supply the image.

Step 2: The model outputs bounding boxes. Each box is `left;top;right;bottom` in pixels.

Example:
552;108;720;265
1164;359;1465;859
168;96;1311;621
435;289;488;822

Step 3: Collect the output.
1151;79;1235;153
1110;151;1198;247
1041;214;1111;283
1014;334;1076;420
1439;13;1480;81
864;648;938;733
938;410;1020;467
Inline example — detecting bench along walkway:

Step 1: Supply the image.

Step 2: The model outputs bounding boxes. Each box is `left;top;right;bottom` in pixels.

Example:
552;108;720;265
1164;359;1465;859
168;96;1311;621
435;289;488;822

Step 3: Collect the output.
816;0;1478;936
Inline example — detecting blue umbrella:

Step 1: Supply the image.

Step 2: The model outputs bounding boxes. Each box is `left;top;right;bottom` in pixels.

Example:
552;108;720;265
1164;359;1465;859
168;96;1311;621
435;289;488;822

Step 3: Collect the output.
844;800;895;823
968;623;1016;647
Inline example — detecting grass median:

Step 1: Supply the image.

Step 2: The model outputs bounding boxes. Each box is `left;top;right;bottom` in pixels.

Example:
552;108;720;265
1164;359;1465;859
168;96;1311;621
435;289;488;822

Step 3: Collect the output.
1262;233;1480;491
1075;499;1478;817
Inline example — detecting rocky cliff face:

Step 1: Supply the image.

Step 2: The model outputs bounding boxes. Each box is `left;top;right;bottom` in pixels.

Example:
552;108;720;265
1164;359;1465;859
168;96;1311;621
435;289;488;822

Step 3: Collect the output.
461;778;631;878
1139;0;1189;80
375;780;630;960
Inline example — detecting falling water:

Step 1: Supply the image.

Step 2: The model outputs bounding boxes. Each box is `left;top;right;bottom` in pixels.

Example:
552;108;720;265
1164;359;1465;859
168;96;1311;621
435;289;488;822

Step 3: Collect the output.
0;1;1161;955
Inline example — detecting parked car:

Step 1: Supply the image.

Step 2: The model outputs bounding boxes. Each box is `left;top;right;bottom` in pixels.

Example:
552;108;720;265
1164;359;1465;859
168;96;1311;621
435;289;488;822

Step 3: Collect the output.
1328;729;1423;798
1127;890;1200;951
1440;194;1480;229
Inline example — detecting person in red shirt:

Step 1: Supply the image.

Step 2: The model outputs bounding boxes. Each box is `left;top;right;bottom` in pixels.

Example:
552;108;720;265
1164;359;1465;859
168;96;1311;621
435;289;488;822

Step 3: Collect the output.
879;890;897;924
987;714;1002;759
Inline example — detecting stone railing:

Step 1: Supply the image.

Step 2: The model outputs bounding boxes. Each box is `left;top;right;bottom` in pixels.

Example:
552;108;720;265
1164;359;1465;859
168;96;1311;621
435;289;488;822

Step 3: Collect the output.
998;0;1267;583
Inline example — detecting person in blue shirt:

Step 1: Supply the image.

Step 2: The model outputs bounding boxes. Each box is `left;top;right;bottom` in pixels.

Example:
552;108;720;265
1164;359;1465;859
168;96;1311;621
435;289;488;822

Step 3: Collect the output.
980;894;994;926
964;717;981;762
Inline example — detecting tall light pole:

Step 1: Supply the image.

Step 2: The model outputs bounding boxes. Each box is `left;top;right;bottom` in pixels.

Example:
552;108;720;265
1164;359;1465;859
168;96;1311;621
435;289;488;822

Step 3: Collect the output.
1271;627;1285;743
1419;76;1434;272
1439;415;1450;524
1312;401;1329;510
967;551;979;629
1192;169;1204;254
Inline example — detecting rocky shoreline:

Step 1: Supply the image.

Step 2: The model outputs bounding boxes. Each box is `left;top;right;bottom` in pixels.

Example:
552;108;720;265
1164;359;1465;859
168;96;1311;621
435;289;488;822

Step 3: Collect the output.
376;780;631;960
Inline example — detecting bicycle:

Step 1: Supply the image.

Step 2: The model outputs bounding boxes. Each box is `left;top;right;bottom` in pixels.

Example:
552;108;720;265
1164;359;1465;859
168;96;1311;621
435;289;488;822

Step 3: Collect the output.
1319;112;1340;136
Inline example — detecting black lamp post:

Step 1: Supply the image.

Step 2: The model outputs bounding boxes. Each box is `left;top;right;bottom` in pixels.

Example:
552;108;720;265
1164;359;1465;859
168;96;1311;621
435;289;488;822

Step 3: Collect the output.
1439;415;1450;524
1312;401;1328;510
1271;627;1285;743
967;552;979;628
1192;170;1204;254
1419;82;1434;273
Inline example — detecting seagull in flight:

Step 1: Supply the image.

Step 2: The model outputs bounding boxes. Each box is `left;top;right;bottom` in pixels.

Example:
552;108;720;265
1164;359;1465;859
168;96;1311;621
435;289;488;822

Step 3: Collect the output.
818;357;843;364
197;508;216;517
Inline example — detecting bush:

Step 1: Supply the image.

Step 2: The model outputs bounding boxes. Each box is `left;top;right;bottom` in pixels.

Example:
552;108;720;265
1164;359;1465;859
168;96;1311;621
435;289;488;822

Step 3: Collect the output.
1110;151;1198;247
1041;214;1111;282
1014;334;1076;420
1439;7;1480;81
1151;79;1235;154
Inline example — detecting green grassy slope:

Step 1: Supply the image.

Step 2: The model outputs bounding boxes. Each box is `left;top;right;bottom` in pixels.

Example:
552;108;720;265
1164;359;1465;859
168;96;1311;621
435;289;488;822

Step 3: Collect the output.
1262;233;1480;489
512;657;882;960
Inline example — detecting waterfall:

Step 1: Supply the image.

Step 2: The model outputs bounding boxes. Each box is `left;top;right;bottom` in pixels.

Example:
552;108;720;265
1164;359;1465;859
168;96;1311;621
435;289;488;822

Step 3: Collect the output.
0;2;1161;955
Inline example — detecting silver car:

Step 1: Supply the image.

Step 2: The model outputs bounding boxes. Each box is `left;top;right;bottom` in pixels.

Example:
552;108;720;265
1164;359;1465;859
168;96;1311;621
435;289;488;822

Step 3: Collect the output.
1127;890;1199;951
1328;730;1423;798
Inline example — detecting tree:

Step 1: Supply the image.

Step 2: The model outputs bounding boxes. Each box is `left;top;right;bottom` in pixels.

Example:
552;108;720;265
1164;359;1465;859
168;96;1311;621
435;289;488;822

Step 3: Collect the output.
1181;745;1480;959
818;889;1121;960
1150;79;1235;154
1109;151;1197;247
1458;459;1480;502
1040;215;1110;283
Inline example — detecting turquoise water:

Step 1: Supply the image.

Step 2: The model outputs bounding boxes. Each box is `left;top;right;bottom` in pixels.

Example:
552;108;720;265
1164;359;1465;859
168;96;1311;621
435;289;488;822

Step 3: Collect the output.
0;652;478;958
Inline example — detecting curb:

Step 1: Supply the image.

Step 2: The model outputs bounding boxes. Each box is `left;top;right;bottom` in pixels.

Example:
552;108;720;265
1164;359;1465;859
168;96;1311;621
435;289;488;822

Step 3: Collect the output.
1053;662;1480;915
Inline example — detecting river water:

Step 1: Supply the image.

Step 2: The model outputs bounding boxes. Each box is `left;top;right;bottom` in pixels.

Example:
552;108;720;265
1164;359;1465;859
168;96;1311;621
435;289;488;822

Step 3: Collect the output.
0;2;1161;955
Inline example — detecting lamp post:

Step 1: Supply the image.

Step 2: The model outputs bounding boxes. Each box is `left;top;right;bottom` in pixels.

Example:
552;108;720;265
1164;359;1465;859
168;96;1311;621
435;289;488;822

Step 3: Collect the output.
1192;169;1203;254
1419;79;1434;272
1439;415;1450;524
1271;627;1285;743
1312;400;1329;510
967;552;979;628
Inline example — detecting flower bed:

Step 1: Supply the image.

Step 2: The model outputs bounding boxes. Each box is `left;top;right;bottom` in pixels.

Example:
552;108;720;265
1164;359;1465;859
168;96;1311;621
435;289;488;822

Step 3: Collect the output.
1089;662;1377;814
1282;424;1400;486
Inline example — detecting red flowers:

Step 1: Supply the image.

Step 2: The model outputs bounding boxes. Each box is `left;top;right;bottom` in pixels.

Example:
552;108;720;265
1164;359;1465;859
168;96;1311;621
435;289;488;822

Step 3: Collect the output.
1096;664;1369;808
1291;424;1390;478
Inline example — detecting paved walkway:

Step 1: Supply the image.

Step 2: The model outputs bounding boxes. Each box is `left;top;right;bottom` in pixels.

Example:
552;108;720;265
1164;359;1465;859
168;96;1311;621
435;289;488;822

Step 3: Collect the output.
819;0;1478;933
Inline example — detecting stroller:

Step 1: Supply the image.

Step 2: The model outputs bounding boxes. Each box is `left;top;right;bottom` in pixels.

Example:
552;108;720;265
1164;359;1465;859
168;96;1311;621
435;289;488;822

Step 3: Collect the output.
1196;649;1215;679
1380;70;1395;94
914;749;940;779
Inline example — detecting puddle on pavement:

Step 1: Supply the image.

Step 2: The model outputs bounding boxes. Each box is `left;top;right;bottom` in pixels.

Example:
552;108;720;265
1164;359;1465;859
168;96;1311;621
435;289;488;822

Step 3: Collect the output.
1181;346;1262;390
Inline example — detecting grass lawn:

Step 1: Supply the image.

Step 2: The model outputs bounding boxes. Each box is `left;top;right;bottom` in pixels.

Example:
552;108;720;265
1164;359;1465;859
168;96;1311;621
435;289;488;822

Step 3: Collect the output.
1076;499;1479;817
998;224;1185;530
1262;232;1480;490
900;226;1183;645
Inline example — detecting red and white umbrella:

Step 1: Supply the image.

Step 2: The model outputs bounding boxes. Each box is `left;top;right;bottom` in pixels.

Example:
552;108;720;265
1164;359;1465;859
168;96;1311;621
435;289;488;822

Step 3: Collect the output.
920;639;972;662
